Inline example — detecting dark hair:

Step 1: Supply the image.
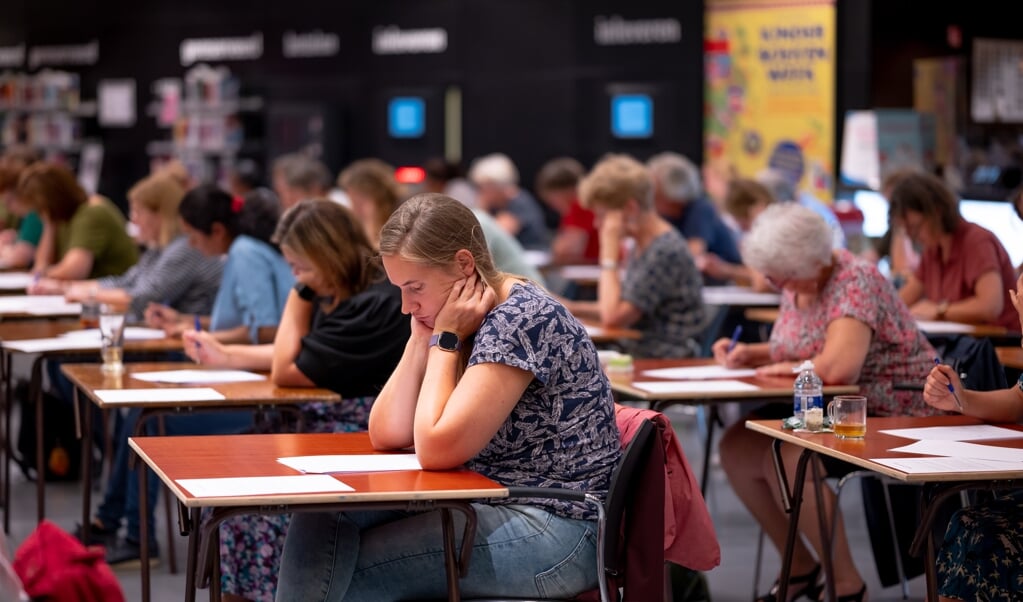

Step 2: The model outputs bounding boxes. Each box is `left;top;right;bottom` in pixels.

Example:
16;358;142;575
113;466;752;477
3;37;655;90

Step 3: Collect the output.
17;163;88;222
535;157;584;193
422;157;463;183
887;171;960;234
274;199;379;303
232;159;262;190
179;184;281;246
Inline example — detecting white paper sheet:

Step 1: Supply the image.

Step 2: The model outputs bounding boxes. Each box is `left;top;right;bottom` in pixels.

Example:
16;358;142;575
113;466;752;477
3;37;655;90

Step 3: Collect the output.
559;265;603;281
0;272;34;290
632;380;761;394
702;286;781;307
915;320;980;334
176;474;353;498
59;327;168;341
889;439;1023;463
278;454;422;474
0;295;80;315
641;366;758;380
1;337;101;353
130;369;266;384
880;425;1023;441
94;388;226;404
870;456;1022;474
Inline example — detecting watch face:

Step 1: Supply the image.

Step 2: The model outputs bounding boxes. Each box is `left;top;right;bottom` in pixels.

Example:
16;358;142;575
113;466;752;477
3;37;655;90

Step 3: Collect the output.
438;331;460;351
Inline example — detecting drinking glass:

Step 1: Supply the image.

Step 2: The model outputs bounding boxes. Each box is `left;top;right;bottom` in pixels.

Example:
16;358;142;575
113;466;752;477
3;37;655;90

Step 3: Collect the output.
98;307;126;375
828;395;867;438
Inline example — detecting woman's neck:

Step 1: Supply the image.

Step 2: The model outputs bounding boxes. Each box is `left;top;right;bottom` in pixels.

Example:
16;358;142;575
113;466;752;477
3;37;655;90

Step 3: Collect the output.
633;212;670;251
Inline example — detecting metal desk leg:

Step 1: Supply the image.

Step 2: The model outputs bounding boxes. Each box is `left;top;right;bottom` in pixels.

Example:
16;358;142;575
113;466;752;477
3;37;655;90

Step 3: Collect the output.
2;351;11;533
30;357;44;522
811;456;835;602
773;444;813;602
441;508;462;602
138;447;151;602
76;387;94;547
184;506;199;602
700;405;719;497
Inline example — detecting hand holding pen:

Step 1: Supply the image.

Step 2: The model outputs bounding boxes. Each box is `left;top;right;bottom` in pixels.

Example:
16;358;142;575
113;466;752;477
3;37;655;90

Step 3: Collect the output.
932;358;961;413
193;315;202;364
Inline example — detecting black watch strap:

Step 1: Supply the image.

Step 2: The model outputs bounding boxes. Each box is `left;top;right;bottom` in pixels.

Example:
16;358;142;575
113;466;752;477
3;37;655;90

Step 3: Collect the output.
294;283;317;301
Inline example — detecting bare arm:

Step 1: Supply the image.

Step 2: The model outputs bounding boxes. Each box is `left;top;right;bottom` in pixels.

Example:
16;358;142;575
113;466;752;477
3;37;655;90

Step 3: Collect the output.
944;271;1005;324
45;247;94;280
270;290;316;387
899;274;924;306
368;316;432;450
925;364;1023;422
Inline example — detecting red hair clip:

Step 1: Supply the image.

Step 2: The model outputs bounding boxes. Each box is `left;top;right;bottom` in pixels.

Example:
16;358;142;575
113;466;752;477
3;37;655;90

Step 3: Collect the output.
231;195;245;214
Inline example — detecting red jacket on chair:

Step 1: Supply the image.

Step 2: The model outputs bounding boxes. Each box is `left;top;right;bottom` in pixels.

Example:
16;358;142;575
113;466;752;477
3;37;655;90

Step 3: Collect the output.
614;405;721;588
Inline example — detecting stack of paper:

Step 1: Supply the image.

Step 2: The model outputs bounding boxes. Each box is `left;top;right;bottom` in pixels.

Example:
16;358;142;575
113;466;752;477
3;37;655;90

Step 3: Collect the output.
130;369;266;384
278;454;422;473
873;424;1023;474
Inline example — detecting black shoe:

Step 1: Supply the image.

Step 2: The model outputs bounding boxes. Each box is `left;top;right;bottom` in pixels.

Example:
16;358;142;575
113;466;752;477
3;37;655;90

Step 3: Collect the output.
756;564;822;602
105;537;160;569
73;520;119;547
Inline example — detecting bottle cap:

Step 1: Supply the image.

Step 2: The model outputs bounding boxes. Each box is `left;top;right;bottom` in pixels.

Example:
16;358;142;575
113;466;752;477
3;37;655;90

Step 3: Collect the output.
795;359;815;373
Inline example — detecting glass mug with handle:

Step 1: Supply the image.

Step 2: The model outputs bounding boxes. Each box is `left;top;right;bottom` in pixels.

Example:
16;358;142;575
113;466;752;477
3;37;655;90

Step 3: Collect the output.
827;395;867;438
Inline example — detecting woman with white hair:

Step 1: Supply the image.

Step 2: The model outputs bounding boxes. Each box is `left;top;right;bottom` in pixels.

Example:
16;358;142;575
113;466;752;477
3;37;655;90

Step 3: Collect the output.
468;152;551;251
711;203;938;602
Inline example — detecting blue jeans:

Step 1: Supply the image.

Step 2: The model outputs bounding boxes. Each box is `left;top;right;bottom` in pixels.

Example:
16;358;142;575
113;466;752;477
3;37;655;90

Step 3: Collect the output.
275;504;598;601
96;408;252;543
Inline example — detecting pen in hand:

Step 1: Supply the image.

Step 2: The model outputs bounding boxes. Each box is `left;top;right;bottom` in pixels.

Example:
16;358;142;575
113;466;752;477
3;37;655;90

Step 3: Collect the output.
193;315;202;365
726;325;743;353
933;357;963;411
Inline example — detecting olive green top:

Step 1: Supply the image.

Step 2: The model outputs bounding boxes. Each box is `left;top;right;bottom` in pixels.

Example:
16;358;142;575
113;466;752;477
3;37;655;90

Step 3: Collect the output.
56;196;139;278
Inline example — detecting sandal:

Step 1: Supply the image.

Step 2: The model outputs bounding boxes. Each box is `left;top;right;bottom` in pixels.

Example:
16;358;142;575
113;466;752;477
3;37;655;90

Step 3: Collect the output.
821;583;866;602
756;563;822;602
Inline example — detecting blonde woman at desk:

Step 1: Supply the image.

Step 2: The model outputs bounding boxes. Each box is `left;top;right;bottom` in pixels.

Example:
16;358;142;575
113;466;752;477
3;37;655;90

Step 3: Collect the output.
276;193;621;601
924;271;1023;602
712;203;938;602
183;199;408;602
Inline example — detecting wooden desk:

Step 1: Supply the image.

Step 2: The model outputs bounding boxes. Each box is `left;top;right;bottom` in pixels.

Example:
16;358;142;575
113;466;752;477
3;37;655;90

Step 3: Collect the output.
578;319;641;344
62;360;342;577
611;358;858;494
0;321;183;530
746;416;1023;602
130;432;508;602
995;345;1023;370
745;308;1011;339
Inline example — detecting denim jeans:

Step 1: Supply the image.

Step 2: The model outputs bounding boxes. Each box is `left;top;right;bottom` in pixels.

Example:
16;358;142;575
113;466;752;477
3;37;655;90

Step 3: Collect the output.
276;504;598;601
96;407;252;543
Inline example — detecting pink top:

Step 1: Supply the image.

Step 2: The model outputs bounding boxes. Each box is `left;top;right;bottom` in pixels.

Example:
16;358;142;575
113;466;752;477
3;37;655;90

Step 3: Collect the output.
771;249;938;417
914;220;1019;332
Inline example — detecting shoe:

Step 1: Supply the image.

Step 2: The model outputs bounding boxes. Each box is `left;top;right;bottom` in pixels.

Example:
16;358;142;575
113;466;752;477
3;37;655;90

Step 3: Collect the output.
72;519;118;547
105;537;160;569
756;564;822;602
822;583;866;602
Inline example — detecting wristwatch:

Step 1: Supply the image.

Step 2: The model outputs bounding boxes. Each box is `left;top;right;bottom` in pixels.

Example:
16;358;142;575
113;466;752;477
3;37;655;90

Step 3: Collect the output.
294;283;317;302
429;331;461;352
936;299;950;320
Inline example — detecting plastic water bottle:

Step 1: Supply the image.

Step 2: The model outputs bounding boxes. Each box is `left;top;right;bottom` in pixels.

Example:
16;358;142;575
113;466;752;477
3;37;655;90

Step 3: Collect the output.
793;360;824;430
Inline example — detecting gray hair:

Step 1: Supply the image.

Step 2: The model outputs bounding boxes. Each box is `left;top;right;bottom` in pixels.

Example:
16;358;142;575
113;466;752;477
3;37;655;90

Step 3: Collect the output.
647;152;702;201
272;153;331;193
755;167;796;203
468;153;519;186
742;203;833;280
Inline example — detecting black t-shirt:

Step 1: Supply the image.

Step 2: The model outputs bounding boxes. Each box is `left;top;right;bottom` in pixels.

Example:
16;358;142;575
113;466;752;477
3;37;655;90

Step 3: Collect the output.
295;280;409;397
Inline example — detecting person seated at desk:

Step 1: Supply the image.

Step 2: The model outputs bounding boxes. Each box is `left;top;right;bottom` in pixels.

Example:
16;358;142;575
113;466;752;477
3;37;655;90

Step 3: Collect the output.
180;200;409;602
30;173;222;322
0;149;43;270
535;156;599;265
562;154;706;358
18;162;138;281
468;152;552;251
924;275;1023;602
145;185;293;343
647;151;742;286
712;203;938;602
337;157;404;250
276;193;621;600
889;171;1019;331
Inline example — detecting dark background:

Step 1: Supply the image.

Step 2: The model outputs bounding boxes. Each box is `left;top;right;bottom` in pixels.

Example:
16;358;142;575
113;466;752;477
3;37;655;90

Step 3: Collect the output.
0;0;1019;205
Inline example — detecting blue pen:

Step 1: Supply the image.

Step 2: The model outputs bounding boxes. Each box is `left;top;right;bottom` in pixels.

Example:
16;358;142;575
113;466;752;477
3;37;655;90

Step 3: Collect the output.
933;357;963;411
193;315;202;364
727;324;743;353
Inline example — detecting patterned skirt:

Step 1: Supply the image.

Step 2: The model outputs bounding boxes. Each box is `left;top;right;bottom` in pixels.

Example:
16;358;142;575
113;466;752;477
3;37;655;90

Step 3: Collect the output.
936;490;1023;601
218;397;374;602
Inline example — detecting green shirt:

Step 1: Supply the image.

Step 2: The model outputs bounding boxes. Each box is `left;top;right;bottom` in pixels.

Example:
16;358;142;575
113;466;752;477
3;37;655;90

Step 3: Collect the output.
56;197;139;278
16;211;42;246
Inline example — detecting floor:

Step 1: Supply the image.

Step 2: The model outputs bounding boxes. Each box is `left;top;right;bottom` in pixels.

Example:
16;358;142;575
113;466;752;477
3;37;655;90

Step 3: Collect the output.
2;403;932;602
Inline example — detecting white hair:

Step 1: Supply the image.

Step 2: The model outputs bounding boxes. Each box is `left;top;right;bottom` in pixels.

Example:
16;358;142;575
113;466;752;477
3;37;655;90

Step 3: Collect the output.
647;152;702;202
742;203;833;280
755;167;796;203
468;153;519;187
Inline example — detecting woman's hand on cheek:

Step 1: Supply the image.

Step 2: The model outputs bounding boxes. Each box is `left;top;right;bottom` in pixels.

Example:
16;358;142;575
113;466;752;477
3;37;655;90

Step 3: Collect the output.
433;274;496;339
409;313;433;345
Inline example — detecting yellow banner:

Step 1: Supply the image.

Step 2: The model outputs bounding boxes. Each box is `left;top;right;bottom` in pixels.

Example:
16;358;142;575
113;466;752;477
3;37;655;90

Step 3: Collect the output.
705;0;835;201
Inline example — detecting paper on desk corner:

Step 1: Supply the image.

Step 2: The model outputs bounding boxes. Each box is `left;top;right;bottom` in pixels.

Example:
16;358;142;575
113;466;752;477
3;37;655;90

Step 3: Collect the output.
130;369;266;384
176;474;354;497
889;439;1023;463
880;425;1023;441
277;454;422;474
641;365;757;380
94;387;226;404
632;379;760;394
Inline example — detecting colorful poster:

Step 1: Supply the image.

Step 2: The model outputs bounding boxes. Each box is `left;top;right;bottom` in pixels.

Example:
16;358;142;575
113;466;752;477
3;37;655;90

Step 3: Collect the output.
705;0;836;201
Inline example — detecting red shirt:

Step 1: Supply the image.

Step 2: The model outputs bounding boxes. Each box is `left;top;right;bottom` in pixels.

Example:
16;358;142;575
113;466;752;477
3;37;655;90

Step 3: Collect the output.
559;200;600;261
915;220;1019;332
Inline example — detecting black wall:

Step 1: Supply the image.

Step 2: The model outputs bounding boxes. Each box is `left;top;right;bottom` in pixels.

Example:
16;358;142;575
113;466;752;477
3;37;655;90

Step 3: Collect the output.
2;0;704;203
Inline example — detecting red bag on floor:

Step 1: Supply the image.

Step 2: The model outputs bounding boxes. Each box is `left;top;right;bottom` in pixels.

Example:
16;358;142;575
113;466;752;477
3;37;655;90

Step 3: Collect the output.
13;520;124;602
